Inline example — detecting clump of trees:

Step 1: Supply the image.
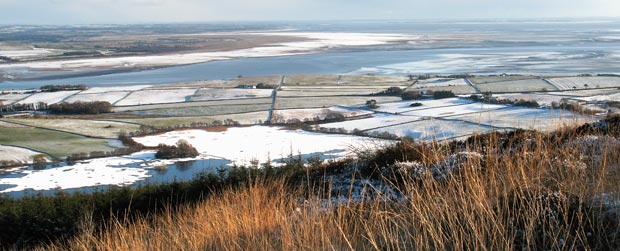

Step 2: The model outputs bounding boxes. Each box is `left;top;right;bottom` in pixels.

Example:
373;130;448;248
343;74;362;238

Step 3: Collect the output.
256;83;278;89
469;93;540;108
48;101;112;115
373;87;403;96
155;140;199;159
366;100;378;109
432;90;456;99
401;91;424;100
40;84;88;92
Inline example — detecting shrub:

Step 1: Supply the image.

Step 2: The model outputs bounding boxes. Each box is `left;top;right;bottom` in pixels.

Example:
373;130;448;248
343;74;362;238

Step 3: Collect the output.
256;83;278;89
514;99;540;108
401;91;424;100
372;87;404;96
155;140;199;159
366;100;378;109
432;90;456;99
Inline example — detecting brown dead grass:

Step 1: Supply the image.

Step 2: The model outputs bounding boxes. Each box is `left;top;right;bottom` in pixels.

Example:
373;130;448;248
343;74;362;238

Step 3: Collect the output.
39;127;620;251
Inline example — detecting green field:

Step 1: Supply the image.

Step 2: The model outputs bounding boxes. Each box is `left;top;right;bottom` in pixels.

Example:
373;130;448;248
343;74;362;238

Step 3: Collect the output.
0;127;116;158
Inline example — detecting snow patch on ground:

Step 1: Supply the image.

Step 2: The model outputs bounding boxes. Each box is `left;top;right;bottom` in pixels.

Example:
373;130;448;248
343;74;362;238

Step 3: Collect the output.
134;126;389;166
0;152;155;193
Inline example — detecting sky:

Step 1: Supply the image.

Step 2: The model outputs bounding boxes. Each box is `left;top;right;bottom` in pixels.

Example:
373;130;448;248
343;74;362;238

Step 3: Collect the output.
0;0;618;25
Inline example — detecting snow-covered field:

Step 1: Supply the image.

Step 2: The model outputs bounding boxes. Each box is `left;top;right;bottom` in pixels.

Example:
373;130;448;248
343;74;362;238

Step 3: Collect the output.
0;152;154;193
413;78;469;88
476;79;556;93
452;107;594;131
17;91;81;105
189;88;273;101
493;93;566;106
367;119;494;141
273;106;373;122
80;85;151;94
0;145;46;164
0;32;416;70
401;103;508;117
545;77;620;90
0;93;31;105
134;126;389;166
573;92;620;102
373;98;473;114
115;89;198;106
64;92;130;104
319;113;421;132
548;88;620;97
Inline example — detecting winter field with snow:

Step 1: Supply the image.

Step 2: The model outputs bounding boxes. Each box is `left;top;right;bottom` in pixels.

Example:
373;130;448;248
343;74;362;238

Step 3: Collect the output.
0;74;616;195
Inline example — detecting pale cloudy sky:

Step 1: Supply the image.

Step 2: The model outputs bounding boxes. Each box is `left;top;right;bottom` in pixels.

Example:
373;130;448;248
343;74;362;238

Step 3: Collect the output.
0;0;618;24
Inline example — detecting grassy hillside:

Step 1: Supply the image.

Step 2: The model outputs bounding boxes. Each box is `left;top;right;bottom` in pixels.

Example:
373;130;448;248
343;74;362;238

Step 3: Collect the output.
20;116;620;251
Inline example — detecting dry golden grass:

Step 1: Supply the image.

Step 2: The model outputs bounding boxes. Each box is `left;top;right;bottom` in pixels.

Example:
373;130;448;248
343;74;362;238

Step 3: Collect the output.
40;127;620;251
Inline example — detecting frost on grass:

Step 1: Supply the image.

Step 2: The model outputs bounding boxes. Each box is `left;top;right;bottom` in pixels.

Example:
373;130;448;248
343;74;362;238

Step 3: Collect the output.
0;145;47;164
